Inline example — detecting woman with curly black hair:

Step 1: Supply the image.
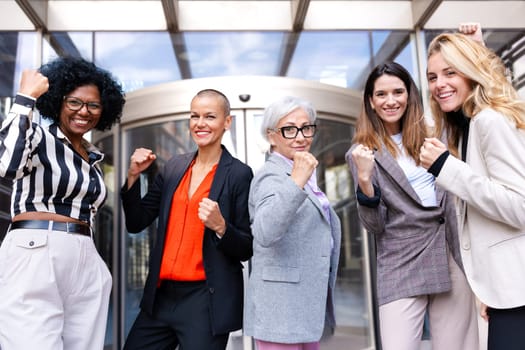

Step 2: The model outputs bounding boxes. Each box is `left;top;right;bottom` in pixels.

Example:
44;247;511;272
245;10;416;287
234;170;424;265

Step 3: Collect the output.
0;56;125;350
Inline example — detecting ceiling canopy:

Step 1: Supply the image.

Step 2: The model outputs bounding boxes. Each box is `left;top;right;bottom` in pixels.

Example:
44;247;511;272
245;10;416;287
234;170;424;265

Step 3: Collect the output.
1;1;523;32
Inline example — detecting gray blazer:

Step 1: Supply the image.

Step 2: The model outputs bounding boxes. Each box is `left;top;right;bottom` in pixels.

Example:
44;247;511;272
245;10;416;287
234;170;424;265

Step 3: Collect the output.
244;154;341;343
346;144;463;305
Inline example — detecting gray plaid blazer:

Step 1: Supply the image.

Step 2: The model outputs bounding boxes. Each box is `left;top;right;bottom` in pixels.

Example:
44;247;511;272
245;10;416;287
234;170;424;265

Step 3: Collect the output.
346;144;463;305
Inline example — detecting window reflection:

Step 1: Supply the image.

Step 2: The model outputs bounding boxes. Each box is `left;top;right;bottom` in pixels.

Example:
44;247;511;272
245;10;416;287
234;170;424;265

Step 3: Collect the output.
288;31;371;88
0;32;38;98
95;32;181;91
94;136;116;348
309;119;374;349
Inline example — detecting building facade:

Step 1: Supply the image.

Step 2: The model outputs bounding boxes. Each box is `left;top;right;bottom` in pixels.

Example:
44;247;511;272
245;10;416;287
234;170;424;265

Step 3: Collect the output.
0;1;524;349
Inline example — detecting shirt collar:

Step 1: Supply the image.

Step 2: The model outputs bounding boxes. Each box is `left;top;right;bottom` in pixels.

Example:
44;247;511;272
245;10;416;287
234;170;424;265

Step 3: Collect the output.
49;123;104;163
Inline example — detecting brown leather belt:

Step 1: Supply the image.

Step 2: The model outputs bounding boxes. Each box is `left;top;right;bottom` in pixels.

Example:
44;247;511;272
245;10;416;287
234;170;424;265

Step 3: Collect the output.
11;220;91;237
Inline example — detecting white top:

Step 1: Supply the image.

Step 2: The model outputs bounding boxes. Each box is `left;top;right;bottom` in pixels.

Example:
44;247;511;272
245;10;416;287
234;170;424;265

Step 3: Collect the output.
391;133;436;207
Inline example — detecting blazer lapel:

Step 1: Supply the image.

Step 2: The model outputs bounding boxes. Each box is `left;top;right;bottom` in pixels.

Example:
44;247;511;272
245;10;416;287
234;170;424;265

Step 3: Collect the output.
159;152;195;229
208;146;232;202
374;148;423;205
270;154;327;221
166;152;195;194
304;185;327;221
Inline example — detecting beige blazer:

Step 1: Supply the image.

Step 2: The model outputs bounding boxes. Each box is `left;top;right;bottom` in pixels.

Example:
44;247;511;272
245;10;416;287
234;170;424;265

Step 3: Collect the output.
436;108;525;308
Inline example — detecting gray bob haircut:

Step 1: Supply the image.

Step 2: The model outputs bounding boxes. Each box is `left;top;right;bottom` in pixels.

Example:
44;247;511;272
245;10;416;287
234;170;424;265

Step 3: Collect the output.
260;96;317;142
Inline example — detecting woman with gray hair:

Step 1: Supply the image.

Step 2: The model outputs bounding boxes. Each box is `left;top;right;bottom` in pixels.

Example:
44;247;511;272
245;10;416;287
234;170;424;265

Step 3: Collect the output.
244;96;341;350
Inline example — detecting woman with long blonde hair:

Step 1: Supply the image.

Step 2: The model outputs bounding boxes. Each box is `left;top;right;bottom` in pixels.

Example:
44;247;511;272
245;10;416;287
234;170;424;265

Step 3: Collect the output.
421;27;525;350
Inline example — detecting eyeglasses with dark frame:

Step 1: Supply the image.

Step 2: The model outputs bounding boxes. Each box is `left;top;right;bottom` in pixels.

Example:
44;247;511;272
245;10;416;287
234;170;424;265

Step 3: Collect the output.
63;96;102;114
271;124;317;139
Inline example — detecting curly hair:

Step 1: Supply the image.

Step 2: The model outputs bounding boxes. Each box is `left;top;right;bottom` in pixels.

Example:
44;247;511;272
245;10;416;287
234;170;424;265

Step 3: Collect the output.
36;56;125;131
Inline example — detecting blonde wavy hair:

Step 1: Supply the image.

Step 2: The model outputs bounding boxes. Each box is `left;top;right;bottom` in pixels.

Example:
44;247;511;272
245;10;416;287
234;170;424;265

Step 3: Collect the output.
427;33;525;156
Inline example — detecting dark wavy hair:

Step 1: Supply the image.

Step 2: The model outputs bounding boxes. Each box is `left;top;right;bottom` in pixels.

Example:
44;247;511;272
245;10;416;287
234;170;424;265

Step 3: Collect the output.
36;56;125;131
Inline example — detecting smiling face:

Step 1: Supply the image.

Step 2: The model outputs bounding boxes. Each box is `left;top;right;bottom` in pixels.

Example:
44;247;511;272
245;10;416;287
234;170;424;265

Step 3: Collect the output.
369;74;408;135
59;84;101;142
189;94;231;150
427;52;472;113
267;107;314;160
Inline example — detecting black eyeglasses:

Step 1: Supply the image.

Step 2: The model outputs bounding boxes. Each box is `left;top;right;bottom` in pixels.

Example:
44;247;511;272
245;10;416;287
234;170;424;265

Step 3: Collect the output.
271;124;317;139
63;96;102;114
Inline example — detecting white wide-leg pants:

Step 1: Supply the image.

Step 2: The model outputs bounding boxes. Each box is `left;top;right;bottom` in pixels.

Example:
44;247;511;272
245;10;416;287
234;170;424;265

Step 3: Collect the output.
0;227;112;350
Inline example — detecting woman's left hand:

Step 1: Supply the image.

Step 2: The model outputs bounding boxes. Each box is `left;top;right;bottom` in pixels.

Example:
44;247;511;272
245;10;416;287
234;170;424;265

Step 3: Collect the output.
198;198;226;236
420;138;448;169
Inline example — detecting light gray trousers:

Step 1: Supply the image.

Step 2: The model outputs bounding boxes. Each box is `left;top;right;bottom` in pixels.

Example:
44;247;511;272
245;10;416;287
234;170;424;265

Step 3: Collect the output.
379;250;479;350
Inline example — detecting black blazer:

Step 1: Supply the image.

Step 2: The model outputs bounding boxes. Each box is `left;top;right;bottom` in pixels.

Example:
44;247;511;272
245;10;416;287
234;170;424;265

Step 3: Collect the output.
121;146;253;334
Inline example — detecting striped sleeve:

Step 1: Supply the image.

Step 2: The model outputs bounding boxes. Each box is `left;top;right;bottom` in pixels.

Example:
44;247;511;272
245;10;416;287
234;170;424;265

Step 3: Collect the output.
0;94;42;180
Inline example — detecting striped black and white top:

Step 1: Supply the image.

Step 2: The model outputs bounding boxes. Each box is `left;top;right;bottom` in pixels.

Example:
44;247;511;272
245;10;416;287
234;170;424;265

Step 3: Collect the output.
0;94;107;227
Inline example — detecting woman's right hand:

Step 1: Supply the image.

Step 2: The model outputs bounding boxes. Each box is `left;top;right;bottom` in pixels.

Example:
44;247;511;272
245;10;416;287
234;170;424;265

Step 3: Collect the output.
127;148;156;187
458;22;485;46
351;144;375;197
19;69;49;99
290;151;318;189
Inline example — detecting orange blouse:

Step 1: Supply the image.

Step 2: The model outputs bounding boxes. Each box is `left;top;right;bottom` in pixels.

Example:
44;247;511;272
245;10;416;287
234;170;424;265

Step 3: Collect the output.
159;161;217;281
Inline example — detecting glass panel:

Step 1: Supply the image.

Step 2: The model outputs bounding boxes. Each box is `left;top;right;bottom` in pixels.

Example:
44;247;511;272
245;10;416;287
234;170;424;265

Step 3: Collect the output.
94;135;116;349
372;31;389;56
184;31;284;77
312;119;374;349
0;32;38;98
122;116;237;337
95;32;181;91
43;32;93;62
316;119;374;349
288;31;371;88
0;31;39;242
288;30;413;90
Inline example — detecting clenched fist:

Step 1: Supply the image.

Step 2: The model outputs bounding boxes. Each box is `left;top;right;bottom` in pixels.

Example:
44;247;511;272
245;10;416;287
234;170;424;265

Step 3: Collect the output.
290;151;318;189
127;148;157;188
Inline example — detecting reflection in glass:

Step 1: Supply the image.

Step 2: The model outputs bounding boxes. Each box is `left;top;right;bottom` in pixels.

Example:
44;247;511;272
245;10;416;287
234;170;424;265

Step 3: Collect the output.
0;32;38;98
184;31;284;77
309;119;373;349
288;31;414;90
95;32;181;91
95;135;116;348
288;31;371;88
